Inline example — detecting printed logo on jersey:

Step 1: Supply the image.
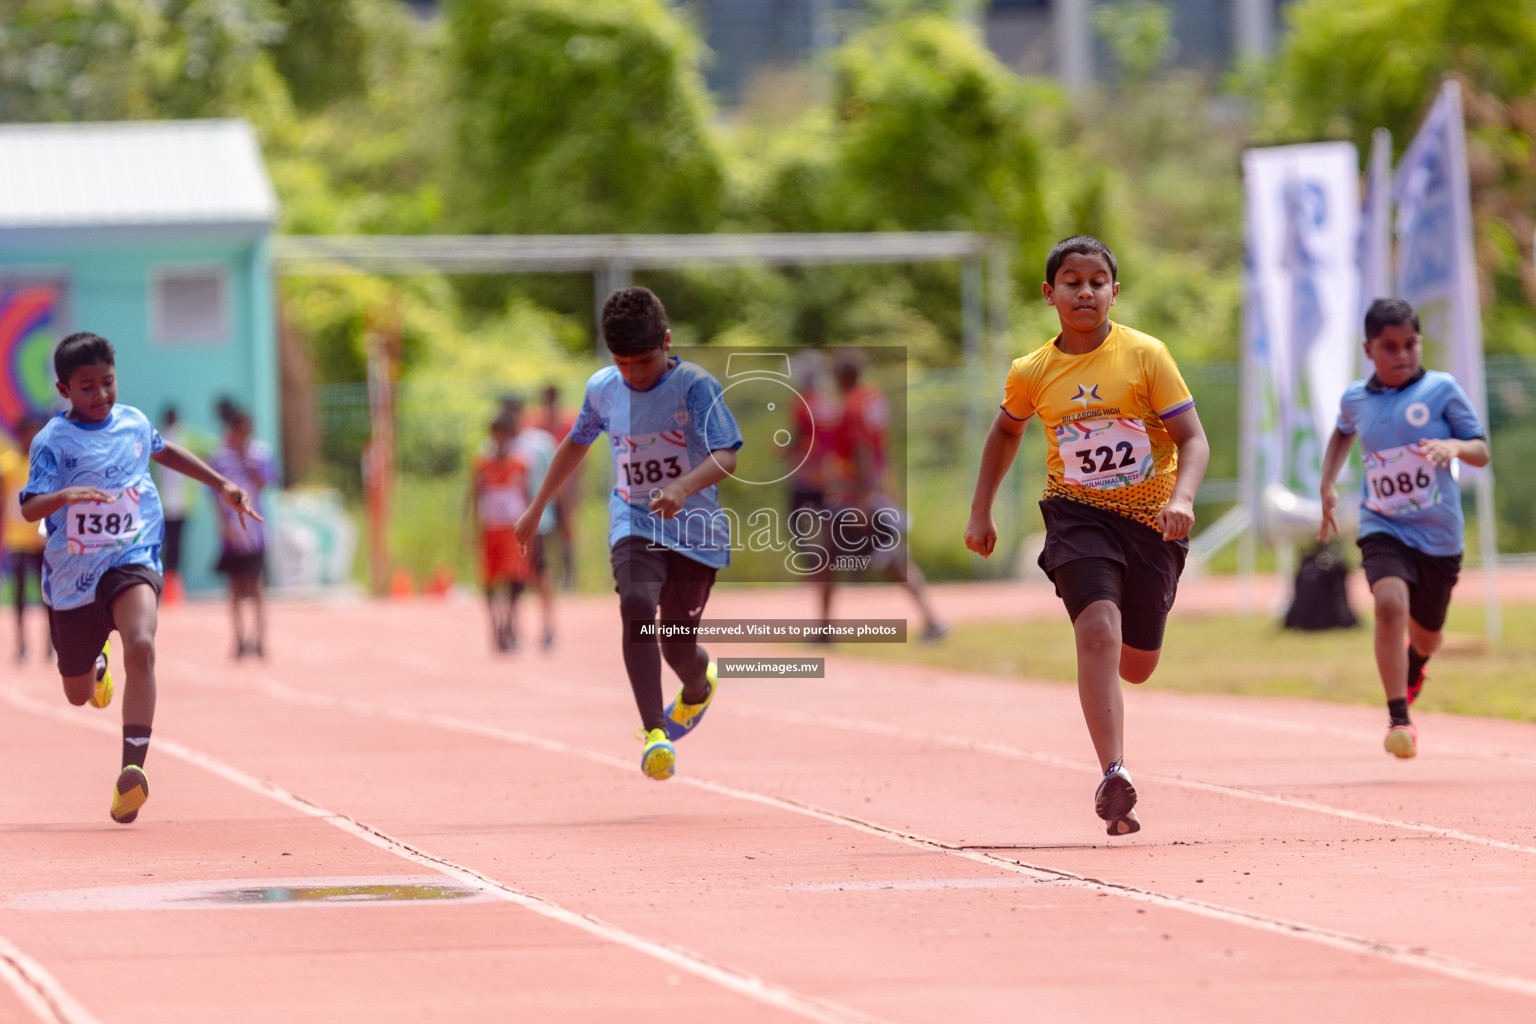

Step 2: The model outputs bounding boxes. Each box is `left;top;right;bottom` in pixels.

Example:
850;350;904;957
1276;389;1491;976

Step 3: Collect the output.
1071;383;1102;410
1405;402;1430;427
674;410;690;426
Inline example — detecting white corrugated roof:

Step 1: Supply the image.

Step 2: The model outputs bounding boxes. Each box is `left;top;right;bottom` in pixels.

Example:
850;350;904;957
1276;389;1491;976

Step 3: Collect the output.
0;119;277;229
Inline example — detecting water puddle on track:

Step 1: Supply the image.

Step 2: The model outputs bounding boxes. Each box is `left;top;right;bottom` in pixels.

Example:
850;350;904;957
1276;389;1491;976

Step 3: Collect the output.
3;875;497;911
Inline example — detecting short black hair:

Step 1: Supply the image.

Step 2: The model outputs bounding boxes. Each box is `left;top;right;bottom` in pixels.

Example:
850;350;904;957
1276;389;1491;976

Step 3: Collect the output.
1364;298;1420;339
1045;236;1118;286
54;332;114;385
600;287;668;355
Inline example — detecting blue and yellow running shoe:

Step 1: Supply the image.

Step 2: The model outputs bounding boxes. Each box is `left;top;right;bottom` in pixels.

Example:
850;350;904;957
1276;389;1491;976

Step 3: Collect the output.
636;728;676;780
88;641;113;709
662;662;718;741
110;765;149;824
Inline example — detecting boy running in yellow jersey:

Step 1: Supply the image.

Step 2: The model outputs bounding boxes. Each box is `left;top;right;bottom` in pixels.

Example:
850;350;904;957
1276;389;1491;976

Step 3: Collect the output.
965;236;1210;836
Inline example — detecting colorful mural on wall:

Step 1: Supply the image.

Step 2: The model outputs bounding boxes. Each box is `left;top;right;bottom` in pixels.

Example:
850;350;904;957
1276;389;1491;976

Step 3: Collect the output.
0;283;64;438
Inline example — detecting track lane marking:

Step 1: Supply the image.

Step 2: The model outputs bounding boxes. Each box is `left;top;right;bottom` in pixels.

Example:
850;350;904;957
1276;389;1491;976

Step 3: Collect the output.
0;686;889;1024
0;930;103;1024
731;703;1536;857
212;674;1536;1000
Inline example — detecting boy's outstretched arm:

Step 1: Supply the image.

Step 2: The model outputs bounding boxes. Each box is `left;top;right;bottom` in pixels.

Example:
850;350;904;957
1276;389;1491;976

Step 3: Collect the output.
1158;408;1210;542
648;448;738;519
21;486;114;522
152;442;262;528
1316;427;1355;543
515;435;590;546
1420;436;1490;469
965;411;1027;559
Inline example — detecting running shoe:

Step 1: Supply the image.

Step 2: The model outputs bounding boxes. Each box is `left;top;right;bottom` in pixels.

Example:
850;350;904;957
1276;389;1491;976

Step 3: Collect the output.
662;662;718;741
637;728;676;780
920;622;950;644
1384;723;1418;759
1406;644;1426;705
1095;759;1140;836
110;765;150;824
88;642;113;709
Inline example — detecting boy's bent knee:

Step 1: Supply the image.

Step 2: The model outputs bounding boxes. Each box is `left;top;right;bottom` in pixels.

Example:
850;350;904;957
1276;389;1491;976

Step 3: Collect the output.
1073;604;1121;655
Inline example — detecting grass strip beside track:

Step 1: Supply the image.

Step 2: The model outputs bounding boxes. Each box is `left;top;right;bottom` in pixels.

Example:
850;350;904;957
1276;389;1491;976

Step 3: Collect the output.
845;603;1536;722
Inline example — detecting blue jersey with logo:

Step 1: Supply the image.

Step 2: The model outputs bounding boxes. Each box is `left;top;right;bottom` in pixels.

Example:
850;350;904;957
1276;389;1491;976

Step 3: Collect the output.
1335;370;1484;556
21;405;167;610
570;359;744;568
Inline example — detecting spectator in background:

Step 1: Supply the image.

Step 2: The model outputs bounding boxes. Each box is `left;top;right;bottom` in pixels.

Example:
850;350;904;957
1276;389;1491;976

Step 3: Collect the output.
469;413;532;652
506;394;559;650
155;406;188;602
1;413;48;661
210;408;277;659
529;384;579;588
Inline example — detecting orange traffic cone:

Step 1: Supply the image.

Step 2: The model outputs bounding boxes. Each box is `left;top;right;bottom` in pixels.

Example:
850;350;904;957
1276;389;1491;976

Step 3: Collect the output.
163;571;185;606
389;567;415;599
427;565;454;597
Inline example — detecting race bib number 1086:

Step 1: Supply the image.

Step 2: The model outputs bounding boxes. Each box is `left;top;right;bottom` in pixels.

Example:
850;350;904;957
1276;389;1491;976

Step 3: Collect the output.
1363;444;1441;517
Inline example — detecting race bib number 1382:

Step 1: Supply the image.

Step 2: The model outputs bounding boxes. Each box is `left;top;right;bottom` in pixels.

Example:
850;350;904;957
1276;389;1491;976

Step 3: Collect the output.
65;488;147;554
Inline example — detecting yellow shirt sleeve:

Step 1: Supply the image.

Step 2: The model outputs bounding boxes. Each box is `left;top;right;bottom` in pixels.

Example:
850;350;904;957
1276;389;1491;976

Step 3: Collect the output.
1145;343;1195;420
1000;357;1036;422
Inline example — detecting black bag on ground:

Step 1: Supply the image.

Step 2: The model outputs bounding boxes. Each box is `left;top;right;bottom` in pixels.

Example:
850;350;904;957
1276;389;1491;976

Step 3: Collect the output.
1283;543;1358;630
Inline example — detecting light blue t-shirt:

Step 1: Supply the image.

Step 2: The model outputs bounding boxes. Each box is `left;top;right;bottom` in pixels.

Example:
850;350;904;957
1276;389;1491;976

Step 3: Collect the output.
21;405;167;610
512;427;558;536
1336;370;1485;556
570;359;744;569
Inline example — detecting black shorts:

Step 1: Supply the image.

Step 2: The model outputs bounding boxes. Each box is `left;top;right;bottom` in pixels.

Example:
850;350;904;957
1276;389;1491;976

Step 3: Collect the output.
612;535;717;639
216;549;266;579
1358;532;1462;632
48;564;163;677
1037;498;1188;652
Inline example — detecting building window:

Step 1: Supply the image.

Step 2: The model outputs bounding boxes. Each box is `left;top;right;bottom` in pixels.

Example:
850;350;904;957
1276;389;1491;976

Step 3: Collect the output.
152;267;227;344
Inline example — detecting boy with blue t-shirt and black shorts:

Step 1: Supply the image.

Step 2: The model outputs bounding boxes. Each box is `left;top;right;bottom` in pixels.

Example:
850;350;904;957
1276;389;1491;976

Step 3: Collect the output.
21;332;260;823
515;287;743;780
1318;299;1489;759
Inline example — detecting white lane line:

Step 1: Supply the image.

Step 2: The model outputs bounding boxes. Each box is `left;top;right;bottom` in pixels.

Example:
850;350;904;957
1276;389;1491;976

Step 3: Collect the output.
0;687;888;1024
0;931;103;1024
229;675;1536;1000
732;703;1536;857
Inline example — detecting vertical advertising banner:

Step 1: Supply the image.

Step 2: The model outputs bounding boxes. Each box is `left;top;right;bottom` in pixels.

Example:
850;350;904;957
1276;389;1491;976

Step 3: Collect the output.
1242;142;1362;502
0;281;67;435
1394;81;1489;444
1359;129;1394;373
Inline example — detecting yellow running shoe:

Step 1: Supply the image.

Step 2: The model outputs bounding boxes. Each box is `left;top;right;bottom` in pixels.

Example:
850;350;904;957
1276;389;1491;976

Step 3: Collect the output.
88;641;113;709
636;728;676;780
110;765;149;824
1384;723;1418;759
662;661;718;741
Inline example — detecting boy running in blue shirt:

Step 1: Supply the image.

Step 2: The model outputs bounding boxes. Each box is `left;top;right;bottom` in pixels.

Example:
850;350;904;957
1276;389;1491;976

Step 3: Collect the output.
21;333;260;823
515;288;743;780
1318;299;1489;758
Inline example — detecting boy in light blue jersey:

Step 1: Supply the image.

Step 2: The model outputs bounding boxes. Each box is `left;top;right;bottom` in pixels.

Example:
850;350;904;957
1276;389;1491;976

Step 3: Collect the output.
516;288;743;780
21;332;260;823
1319;299;1490;759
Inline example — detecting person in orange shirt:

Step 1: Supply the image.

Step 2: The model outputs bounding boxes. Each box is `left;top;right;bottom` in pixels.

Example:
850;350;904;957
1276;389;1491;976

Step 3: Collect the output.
966;236;1209;837
469;414;533;652
2;413;48;662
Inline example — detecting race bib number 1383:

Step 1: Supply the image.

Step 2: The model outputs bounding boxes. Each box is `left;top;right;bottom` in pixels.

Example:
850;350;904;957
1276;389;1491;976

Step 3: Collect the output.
615;431;691;506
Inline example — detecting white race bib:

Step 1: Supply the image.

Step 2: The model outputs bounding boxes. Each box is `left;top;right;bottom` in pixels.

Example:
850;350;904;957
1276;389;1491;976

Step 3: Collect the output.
615;431;691;506
478;486;527;529
1058;418;1155;491
1363;444;1441;517
65;489;148;554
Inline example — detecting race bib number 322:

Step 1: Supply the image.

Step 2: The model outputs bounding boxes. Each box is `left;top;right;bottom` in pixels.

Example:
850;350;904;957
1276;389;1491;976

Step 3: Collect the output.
1057;418;1155;491
615;431;691;506
1364;444;1441;517
65;489;147;554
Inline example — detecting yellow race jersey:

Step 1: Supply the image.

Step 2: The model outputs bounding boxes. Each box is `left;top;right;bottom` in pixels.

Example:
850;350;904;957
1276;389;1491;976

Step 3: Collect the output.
0;444;44;553
1001;321;1195;529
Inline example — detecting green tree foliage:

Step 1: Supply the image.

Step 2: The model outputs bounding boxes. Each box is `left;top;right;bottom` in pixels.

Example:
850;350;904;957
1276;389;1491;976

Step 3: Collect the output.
268;0;368;111
1267;0;1536;354
444;0;725;235
0;0;289;121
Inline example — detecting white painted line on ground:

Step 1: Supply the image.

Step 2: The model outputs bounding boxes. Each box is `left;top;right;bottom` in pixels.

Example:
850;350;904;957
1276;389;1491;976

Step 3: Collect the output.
733;703;1536;857
0;686;890;1024
0;930;103;1024
230;675;1536;1001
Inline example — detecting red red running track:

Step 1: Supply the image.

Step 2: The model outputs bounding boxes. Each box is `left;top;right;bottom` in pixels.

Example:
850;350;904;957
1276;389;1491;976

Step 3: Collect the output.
3;575;1536;1023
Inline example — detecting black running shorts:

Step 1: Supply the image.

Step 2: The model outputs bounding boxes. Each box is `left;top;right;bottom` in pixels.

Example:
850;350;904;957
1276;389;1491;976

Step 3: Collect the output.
1038;497;1188;652
1357;532;1462;632
48;564;163;678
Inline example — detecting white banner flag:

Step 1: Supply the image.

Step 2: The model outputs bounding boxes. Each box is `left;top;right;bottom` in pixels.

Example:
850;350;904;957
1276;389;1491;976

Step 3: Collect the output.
1242;142;1362;500
1358;128;1393;374
1393;80;1489;429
